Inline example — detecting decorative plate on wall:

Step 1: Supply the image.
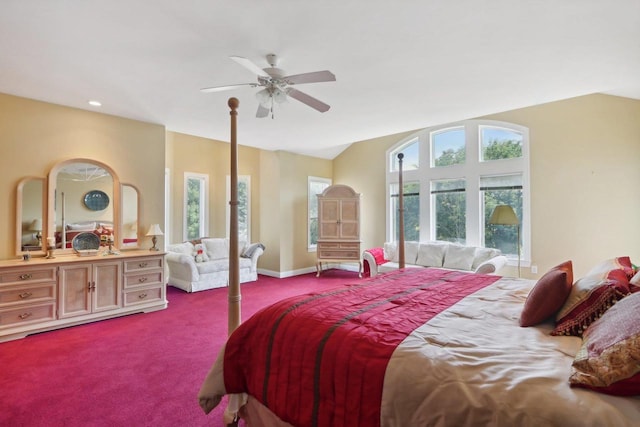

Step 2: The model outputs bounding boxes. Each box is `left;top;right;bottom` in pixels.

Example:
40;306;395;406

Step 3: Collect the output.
83;190;109;211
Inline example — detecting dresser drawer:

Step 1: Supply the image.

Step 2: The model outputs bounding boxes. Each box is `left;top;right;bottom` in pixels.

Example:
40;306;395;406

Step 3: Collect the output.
124;271;163;289
0;283;56;307
318;249;360;260
124;286;163;307
0;267;57;286
123;257;164;273
318;242;340;249
0;303;56;329
338;242;360;249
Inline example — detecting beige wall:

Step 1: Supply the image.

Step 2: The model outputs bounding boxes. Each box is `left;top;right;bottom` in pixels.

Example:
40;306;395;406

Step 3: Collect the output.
4;92;638;279
334;94;640;279
165;131;262;243
0;93;166;259
273;151;332;274
333;130;416;255
165;132;332;275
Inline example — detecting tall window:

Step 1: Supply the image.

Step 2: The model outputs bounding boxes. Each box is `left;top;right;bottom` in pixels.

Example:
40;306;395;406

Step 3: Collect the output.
184;173;208;241
481;174;522;256
386;120;530;265
390;182;420;241
308;177;331;250
226;175;251;243
431;179;466;243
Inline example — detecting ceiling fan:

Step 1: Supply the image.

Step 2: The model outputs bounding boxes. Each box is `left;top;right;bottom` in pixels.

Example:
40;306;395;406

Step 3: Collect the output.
201;54;336;118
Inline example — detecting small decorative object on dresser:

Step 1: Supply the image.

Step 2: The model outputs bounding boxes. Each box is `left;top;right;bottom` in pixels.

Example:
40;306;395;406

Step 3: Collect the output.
146;224;163;251
315;184;362;277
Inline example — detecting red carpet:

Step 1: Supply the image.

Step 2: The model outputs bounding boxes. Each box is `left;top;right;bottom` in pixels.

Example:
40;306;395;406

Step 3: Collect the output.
0;270;363;427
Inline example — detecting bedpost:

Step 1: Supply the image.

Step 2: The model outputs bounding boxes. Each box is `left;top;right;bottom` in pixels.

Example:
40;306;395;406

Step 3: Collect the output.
397;153;405;269
228;97;241;335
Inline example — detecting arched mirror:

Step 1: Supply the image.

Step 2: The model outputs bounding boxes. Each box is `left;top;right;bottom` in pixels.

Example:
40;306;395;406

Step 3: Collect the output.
16;177;46;256
121;183;140;248
47;159;120;254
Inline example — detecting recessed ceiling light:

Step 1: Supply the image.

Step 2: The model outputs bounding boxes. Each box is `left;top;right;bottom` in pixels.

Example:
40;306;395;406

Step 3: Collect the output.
88;100;102;107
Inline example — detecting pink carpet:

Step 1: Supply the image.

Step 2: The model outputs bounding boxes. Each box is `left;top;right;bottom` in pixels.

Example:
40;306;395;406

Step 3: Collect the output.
0;269;363;427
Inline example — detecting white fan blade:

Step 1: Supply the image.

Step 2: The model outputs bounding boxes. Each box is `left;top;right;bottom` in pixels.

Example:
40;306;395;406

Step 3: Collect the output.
287;88;330;113
284;70;336;85
256;104;270;118
200;83;257;93
230;56;271;78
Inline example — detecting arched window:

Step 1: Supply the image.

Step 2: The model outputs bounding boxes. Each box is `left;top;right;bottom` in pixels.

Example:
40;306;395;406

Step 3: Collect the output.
386;120;530;266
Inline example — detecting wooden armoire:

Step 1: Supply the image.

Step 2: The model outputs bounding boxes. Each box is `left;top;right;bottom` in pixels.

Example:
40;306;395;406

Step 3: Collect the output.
316;184;361;277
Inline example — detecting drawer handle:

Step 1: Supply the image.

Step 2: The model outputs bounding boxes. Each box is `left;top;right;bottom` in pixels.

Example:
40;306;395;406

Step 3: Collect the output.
138;262;148;268
138;293;148;299
19;312;33;320
138;277;148;283
19;273;33;280
19;292;33;299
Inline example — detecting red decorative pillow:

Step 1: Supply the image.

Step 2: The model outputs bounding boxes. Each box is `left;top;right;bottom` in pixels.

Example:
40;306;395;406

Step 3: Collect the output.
552;275;629;336
569;292;640;395
520;261;573;327
587;256;634;281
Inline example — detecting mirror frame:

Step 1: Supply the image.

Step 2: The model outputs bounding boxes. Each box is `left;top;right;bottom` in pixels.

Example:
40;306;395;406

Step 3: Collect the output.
120;183;140;249
15;176;47;257
47;158;121;255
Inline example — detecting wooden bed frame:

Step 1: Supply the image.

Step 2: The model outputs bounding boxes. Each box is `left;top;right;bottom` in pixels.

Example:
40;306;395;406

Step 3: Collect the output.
223;99;409;427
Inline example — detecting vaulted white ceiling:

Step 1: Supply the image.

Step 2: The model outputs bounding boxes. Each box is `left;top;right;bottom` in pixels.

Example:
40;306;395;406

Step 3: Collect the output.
1;1;638;159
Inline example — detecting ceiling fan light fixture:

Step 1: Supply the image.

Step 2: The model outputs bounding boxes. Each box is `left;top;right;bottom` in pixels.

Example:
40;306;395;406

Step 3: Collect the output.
273;87;288;104
203;54;335;117
255;88;271;106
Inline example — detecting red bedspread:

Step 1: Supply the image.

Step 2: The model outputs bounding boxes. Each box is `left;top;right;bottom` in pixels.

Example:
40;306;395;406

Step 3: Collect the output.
223;268;500;427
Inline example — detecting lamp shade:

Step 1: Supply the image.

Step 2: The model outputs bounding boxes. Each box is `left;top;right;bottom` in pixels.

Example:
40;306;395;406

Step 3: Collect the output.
489;205;519;225
30;219;42;231
145;224;163;236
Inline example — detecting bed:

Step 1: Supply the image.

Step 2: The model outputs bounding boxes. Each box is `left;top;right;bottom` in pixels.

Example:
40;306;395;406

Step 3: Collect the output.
198;99;640;426
55;220;115;248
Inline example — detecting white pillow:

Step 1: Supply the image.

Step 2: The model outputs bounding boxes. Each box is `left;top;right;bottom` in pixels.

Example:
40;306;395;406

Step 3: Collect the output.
167;242;194;255
416;242;447;267
99;222;114;231
471;247;501;270
67;222;97;231
202;238;229;260
384;242;397;262
443;245;476;270
391;241;420;264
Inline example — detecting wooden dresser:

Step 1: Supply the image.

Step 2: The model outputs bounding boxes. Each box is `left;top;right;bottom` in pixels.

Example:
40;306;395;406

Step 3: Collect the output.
0;250;166;342
316;184;362;277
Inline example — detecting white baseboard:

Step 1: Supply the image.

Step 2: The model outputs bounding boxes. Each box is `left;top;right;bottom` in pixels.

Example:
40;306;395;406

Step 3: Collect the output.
257;262;359;279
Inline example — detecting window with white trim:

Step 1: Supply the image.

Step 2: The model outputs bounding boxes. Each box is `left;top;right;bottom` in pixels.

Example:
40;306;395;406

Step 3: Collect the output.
184;172;209;241
226;175;251;243
308;176;332;250
386;120;530;264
